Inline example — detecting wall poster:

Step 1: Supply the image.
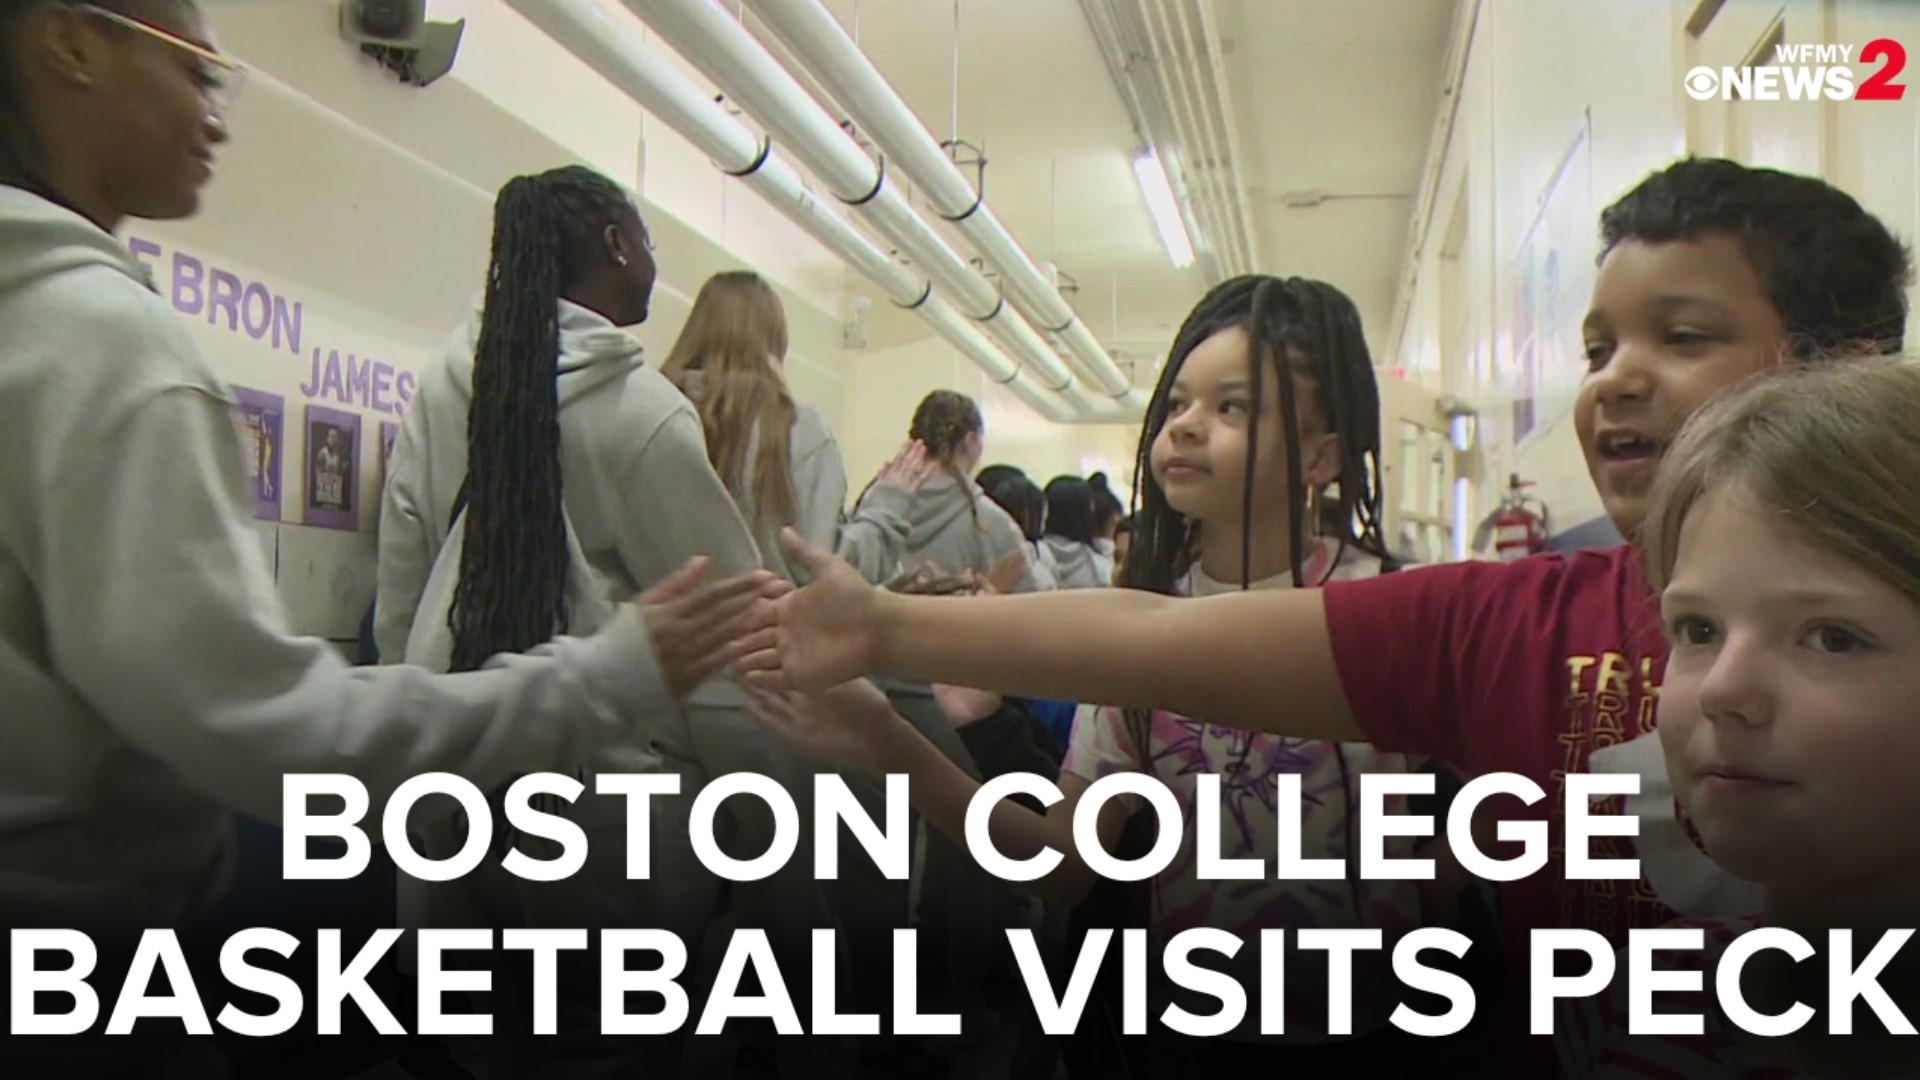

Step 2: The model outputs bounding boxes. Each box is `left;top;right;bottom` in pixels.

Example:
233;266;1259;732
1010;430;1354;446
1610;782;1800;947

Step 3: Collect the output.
1510;109;1596;445
232;386;284;522
304;405;360;531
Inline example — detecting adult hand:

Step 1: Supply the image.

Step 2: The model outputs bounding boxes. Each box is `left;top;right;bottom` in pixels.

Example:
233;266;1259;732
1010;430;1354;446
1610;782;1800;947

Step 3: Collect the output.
736;528;882;693
638;557;788;700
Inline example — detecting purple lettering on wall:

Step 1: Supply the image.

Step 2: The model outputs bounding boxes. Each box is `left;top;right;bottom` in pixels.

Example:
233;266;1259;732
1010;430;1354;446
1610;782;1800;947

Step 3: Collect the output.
272;297;302;355
128;237;161;277
371;362;394;415
300;348;323;398
346;355;372;408
208;270;243;332
241;283;272;341
172;253;205;315
321;350;346;403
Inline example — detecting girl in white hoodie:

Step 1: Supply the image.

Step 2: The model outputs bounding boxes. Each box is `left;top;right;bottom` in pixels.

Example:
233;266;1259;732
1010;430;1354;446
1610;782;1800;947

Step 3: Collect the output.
659;269;928;585
375;167;792;1078
1040;475;1114;589
657;270;937;1070
0;7;770;1077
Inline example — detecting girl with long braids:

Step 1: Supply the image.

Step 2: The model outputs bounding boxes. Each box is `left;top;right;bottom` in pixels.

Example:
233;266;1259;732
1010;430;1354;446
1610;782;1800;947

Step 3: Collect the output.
0;5;773;1077
374;165;774;1077
746;276;1448;1070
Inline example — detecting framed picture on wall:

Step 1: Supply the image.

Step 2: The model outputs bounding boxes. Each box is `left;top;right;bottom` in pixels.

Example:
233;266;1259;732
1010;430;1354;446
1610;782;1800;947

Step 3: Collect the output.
304;405;360;531
232;387;284;522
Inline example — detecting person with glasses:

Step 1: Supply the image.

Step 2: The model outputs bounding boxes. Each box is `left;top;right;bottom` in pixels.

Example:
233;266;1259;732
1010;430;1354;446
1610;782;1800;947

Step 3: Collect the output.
0;5;779;1076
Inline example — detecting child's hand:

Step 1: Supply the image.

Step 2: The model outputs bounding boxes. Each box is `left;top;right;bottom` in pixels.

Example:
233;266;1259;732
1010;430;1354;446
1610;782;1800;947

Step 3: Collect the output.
742;677;909;773
737;528;882;692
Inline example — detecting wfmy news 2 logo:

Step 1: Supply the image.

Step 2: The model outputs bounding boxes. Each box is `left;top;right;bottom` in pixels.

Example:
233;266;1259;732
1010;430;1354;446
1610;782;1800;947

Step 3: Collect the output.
1685;38;1907;101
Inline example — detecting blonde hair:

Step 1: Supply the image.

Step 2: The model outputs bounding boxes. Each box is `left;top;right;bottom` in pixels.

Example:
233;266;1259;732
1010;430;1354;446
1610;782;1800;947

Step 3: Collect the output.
660;271;797;531
1643;355;1920;606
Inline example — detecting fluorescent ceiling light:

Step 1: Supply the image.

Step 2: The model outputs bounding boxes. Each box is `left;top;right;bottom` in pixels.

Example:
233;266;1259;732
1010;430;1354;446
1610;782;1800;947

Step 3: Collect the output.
1132;151;1194;269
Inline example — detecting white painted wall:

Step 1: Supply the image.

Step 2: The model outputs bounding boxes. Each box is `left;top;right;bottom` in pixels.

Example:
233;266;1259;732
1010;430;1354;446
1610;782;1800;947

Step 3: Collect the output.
1389;0;1920;544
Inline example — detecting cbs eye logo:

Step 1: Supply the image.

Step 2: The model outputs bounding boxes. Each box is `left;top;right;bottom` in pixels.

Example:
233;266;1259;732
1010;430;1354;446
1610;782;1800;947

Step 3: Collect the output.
1684;66;1720;100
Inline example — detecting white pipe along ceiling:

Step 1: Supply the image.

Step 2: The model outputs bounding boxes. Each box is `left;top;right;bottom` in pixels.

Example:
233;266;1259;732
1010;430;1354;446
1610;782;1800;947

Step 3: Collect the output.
616;0;1149;420
504;0;1113;422
740;0;1137;401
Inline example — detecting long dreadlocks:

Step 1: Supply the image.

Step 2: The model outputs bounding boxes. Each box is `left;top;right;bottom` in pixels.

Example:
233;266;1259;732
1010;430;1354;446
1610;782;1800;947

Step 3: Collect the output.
447;166;636;673
1119;275;1391;914
1121;274;1393;603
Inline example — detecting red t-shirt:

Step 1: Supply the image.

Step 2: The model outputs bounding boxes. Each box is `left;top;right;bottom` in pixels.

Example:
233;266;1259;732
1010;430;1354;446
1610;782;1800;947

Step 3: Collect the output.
1323;545;1681;1074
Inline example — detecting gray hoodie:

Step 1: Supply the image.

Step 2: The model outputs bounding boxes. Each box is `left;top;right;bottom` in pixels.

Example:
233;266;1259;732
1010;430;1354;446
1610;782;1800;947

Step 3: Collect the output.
1042;535;1113;590
864;470;1042;593
674;370;910;586
0;187;672;930
376;298;764;715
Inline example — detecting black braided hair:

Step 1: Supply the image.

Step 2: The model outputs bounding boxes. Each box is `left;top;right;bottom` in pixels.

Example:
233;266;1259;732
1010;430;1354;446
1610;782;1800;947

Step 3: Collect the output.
1120;274;1387;926
0;1;194;194
1120;274;1392;603
448;165;636;673
1120;273;1389;758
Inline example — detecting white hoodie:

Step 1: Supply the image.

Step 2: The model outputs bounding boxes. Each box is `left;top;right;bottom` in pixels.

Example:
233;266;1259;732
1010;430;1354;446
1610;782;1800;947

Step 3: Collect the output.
862;470;1042;593
674;369;910;586
0;187;674;930
375;298;764;719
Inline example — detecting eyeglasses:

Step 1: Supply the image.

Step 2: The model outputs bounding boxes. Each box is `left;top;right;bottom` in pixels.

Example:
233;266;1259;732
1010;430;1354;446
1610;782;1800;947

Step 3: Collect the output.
77;4;248;118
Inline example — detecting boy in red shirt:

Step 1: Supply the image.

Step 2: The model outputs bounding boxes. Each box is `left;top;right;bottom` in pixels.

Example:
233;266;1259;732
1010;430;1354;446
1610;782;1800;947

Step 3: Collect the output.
741;157;1913;1074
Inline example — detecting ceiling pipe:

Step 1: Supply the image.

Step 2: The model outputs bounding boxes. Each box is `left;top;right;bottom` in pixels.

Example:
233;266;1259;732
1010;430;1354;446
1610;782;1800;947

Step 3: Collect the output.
739;0;1136;401
616;0;1102;406
503;0;1093;421
1084;0;1224;283
1194;0;1259;273
1131;0;1247;280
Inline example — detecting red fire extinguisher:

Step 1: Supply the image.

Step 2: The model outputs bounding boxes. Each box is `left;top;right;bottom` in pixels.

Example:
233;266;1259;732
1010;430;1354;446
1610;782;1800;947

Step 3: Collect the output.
1474;474;1550;561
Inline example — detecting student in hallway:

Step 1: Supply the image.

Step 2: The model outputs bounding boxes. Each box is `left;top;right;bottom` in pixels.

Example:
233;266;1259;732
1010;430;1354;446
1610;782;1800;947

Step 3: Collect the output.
0;4;772;1077
861;389;1043;593
659;269;933;586
1564;357;1920;1079
376;164;786;1077
734;157;1913;1075
1039;475;1114;589
656;268;944;1070
978;464;1057;592
748;274;1457;1071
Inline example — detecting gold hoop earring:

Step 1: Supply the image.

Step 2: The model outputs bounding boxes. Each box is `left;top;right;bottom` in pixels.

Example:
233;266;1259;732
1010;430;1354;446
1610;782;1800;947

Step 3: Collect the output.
1307;487;1323;538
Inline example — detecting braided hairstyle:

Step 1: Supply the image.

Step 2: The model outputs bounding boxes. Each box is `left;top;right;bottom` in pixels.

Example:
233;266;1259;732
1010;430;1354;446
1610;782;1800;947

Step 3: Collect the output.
1120;275;1390;821
1121;274;1391;604
447;165;639;673
909;389;985;526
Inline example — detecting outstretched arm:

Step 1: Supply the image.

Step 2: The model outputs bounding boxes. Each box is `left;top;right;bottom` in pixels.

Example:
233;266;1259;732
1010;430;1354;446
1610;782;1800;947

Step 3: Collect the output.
749;529;1362;744
746;680;1126;906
